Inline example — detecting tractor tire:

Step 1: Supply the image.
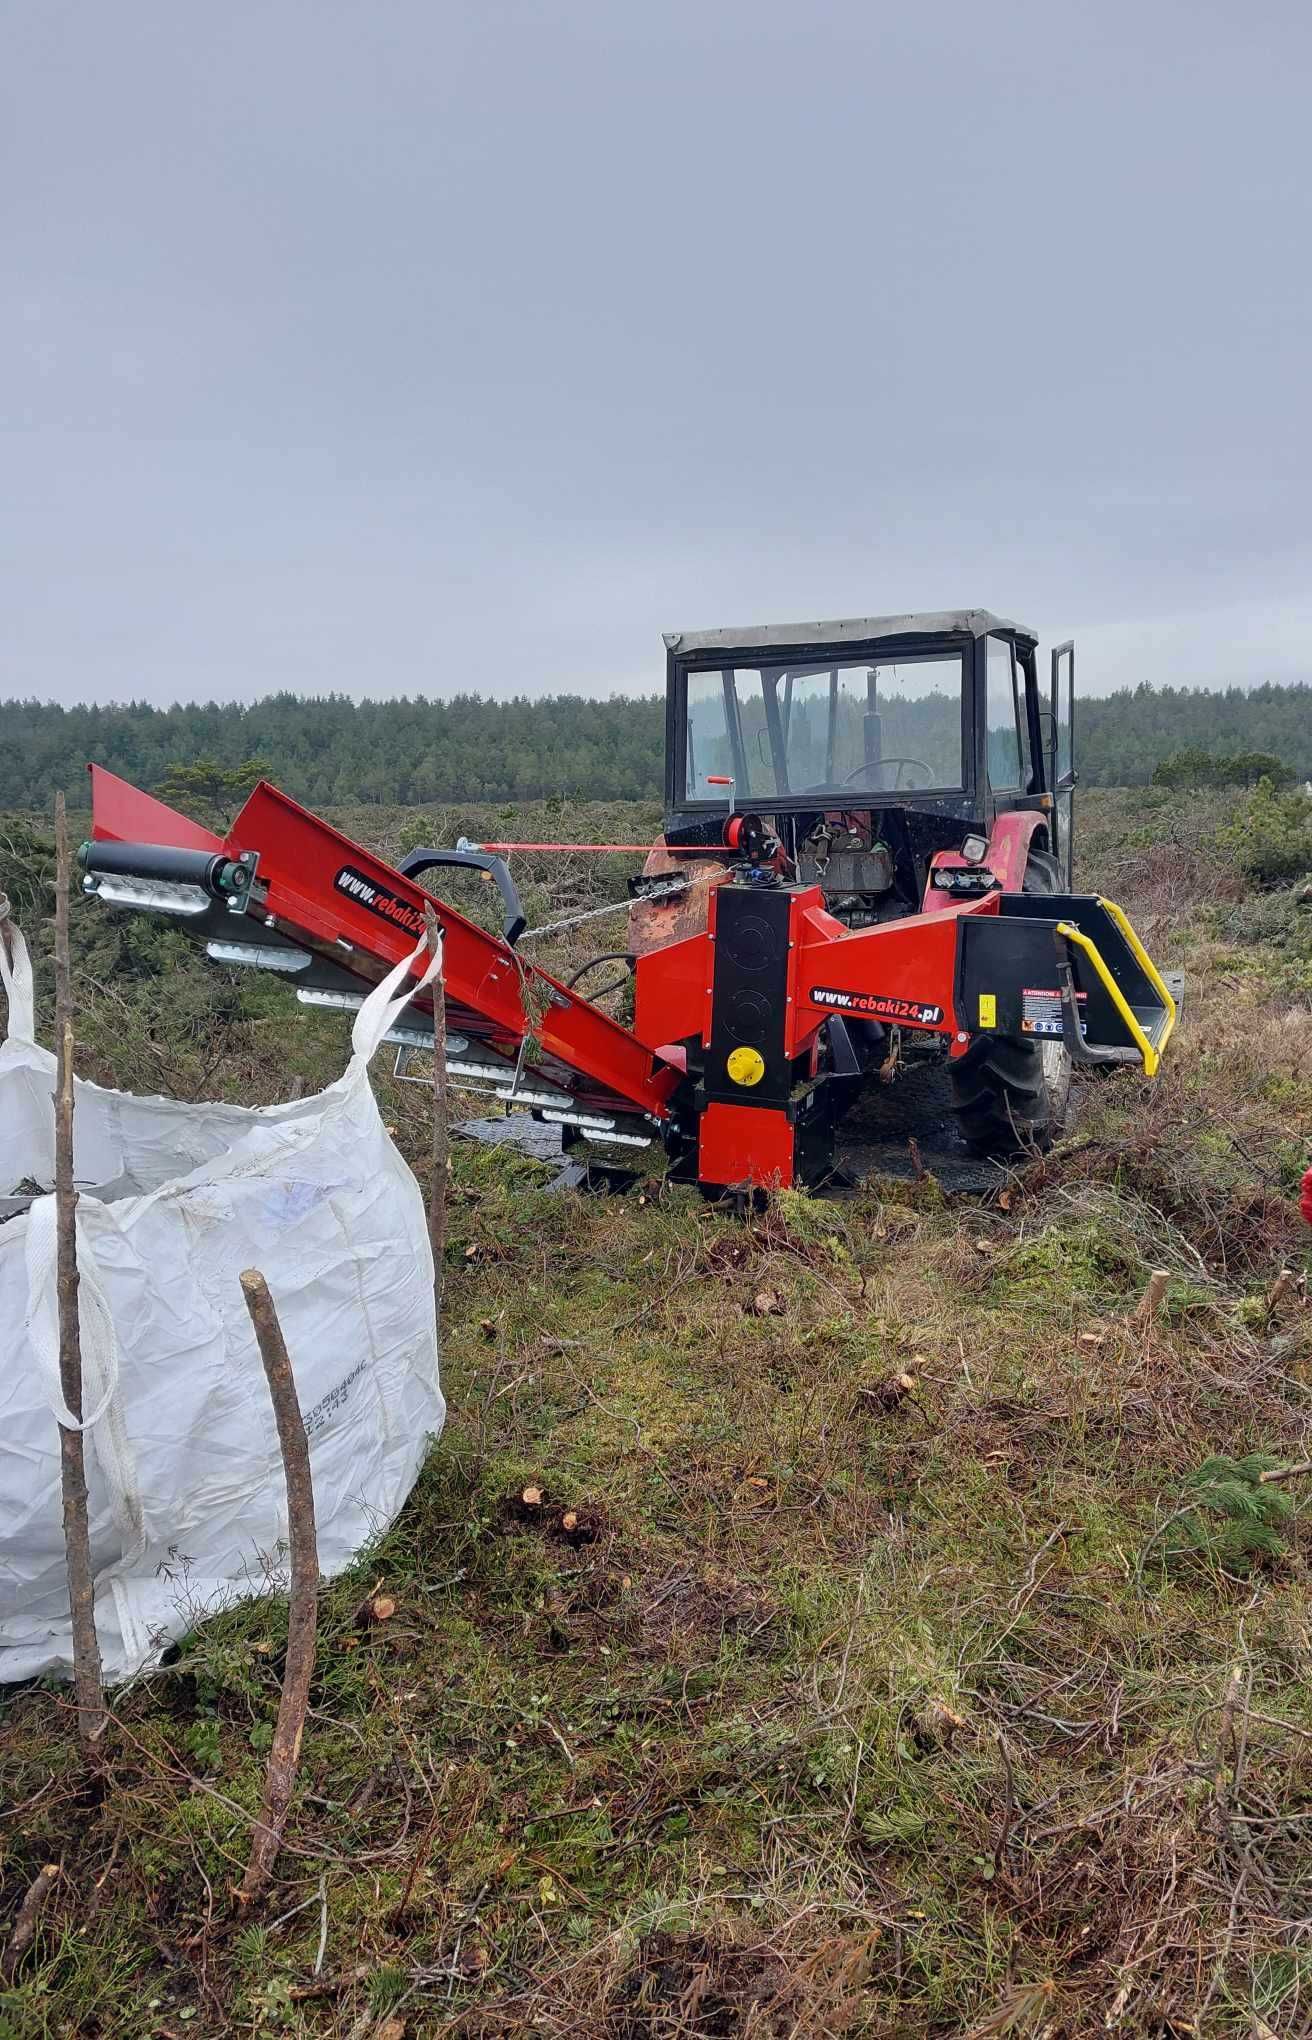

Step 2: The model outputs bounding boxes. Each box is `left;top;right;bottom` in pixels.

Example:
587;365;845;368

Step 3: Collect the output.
949;848;1072;1159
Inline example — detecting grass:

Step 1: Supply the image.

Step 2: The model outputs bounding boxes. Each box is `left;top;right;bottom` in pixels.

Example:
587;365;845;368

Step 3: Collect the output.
1;790;1311;2037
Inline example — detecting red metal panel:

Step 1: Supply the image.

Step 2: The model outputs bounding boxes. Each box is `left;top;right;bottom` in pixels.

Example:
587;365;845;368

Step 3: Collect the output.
698;1101;795;1190
779;886;822;1057
632;928;710;1054
89;764;224;853
789;893;999;1055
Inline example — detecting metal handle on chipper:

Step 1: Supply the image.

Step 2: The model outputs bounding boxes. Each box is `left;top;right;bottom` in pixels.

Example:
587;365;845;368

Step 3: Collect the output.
399;846;527;947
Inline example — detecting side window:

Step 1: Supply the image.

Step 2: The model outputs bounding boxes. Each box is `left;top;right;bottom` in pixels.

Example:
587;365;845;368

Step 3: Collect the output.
1015;648;1036;791
684;668;767;798
986;636;1025;791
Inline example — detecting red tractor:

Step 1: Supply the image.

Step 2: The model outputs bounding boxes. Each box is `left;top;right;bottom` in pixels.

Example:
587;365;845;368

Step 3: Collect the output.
81;609;1177;1195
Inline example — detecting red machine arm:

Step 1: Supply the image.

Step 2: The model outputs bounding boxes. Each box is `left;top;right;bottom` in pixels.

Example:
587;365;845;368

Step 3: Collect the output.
89;770;680;1124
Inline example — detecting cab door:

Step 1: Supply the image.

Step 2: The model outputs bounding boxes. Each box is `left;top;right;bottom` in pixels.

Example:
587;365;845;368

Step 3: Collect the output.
1050;641;1076;886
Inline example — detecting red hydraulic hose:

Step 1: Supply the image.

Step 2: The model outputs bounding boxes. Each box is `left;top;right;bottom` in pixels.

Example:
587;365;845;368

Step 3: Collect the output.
1301;1166;1312;1228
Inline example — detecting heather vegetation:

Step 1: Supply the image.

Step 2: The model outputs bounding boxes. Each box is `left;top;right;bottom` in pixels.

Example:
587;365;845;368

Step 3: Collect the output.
1;785;1311;2037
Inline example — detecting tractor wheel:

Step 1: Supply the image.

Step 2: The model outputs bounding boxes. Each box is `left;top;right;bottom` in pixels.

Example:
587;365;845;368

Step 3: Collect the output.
949;848;1072;1158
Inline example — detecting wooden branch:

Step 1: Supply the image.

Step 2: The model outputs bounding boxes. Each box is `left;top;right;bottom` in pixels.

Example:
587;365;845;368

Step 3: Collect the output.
395;1797;445;1919
53;792;106;1744
1;1863;60;1983
1258;1459;1312;1485
237;1270;319;1905
423;904;448;1316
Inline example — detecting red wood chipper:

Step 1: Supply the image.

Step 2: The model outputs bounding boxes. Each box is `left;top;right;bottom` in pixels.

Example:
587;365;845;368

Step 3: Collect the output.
80;611;1179;1194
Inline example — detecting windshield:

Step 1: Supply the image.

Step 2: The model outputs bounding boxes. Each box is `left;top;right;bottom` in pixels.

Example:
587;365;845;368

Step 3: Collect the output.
683;652;965;801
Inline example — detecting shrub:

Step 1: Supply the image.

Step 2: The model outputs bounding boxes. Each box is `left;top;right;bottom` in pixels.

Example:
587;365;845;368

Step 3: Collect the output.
1218;777;1312;888
1215;882;1312;954
1153;747;1296;789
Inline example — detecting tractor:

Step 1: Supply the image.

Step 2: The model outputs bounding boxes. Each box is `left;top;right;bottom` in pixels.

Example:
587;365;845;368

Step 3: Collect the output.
79;609;1177;1196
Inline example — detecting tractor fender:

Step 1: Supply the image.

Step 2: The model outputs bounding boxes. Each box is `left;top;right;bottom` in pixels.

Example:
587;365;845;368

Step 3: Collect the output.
985;810;1051;887
921;810;1049;910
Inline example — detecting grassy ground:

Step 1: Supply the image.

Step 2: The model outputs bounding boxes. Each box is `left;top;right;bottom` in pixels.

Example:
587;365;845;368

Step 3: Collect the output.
2;790;1312;2038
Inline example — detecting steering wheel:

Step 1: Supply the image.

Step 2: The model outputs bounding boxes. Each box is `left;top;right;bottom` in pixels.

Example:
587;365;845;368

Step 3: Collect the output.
841;755;933;790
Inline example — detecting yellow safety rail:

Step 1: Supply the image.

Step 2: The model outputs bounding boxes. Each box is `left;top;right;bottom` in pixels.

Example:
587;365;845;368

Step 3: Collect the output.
1096;895;1178;1060
1054;918;1169;1078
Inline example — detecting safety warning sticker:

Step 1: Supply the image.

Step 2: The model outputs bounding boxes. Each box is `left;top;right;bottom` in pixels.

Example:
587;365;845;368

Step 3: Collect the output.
1021;986;1085;1038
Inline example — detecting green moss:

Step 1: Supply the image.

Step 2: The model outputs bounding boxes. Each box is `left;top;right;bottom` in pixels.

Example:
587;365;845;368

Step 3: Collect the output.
990;1218;1142;1304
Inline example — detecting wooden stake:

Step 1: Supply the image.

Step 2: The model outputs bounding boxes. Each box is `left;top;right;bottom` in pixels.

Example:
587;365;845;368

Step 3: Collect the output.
237;1270;318;1905
423;903;448;1316
1134;1268;1170;1323
53;792;106;1744
1266;1268;1300;1312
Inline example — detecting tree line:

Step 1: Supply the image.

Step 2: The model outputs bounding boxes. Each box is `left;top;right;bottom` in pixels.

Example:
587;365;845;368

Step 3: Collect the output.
1;680;1309;811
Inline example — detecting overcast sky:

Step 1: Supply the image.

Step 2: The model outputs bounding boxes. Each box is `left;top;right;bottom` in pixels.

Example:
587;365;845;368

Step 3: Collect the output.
6;1;1311;707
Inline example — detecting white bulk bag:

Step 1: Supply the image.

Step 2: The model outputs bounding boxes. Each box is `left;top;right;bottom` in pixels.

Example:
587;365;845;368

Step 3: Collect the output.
0;924;445;1683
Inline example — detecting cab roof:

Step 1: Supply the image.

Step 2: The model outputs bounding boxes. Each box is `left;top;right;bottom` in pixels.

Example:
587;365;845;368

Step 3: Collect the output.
663;609;1036;658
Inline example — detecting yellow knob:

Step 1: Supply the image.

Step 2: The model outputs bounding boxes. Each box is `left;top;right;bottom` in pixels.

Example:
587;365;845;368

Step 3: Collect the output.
726;1046;766;1087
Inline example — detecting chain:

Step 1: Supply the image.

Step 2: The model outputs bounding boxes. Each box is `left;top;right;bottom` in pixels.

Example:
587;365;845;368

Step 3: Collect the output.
515;876;690;945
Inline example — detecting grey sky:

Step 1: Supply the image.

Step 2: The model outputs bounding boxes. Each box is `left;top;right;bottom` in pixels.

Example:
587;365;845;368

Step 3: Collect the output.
6;1;1311;707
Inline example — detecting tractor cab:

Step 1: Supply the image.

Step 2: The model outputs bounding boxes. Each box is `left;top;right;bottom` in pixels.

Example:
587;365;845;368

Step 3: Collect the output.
659;610;1077;923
